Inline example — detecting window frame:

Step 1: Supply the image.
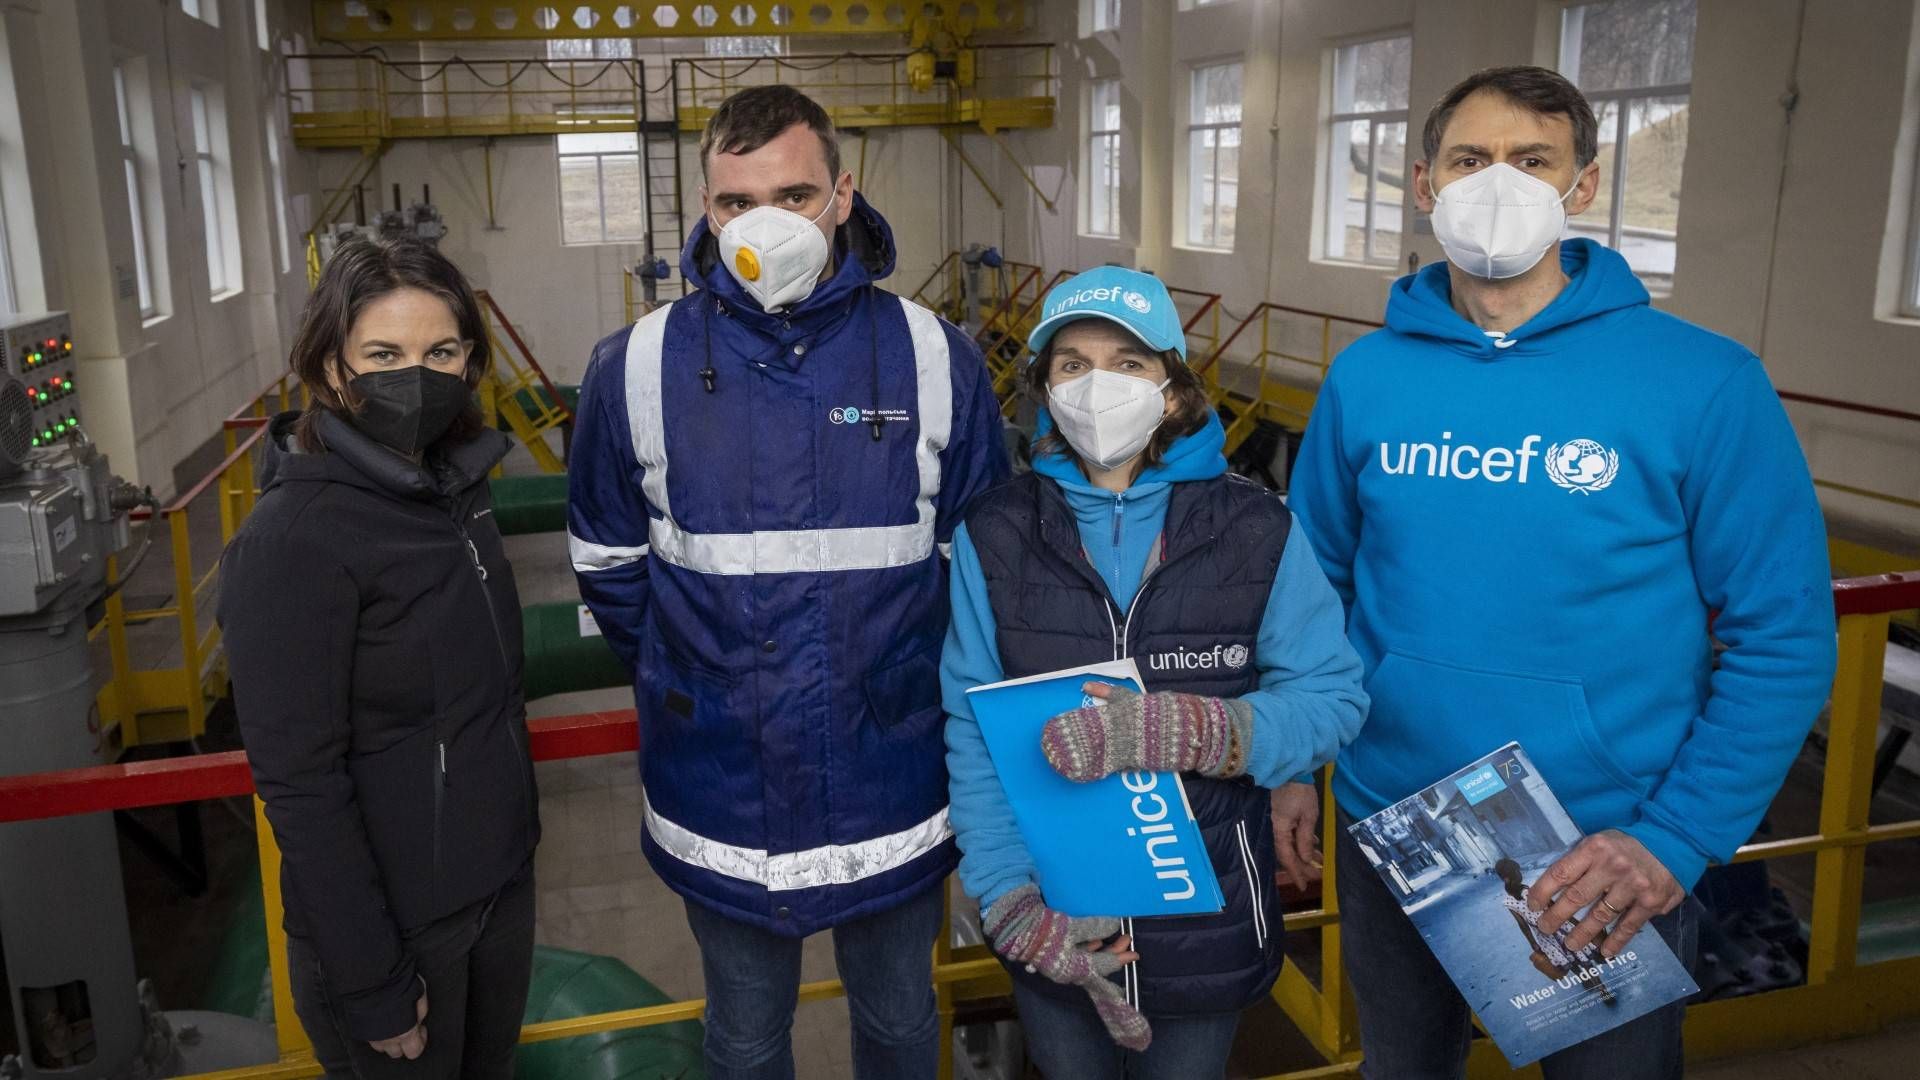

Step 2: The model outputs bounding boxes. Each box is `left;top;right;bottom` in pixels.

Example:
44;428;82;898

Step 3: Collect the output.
1324;33;1412;267
1083;77;1121;239
190;84;243;297
1901;132;1920;319
113;65;157;318
1089;0;1120;34
182;0;219;28
1185;60;1243;252
0;171;14;319
1559;2;1696;289
554;115;646;247
265;116;292;275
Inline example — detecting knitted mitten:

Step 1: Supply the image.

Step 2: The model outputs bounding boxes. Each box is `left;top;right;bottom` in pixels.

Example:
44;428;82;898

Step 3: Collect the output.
1040;687;1254;782
981;884;1153;1051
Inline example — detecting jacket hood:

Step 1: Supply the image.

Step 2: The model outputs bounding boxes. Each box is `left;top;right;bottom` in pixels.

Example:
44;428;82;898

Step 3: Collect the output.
1386;238;1650;358
259;410;511;502
681;191;898;325
1031;406;1229;495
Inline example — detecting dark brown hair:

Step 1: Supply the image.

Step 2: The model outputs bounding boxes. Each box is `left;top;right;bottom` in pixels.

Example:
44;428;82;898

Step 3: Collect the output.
1026;328;1212;472
700;84;841;182
287;238;490;453
1422;65;1599;170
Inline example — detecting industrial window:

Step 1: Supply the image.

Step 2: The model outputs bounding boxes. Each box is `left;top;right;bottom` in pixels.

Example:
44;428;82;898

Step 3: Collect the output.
1089;0;1120;34
190;85;243;296
1905;137;1920;319
181;0;218;28
265;119;292;275
0;174;14;319
1324;33;1411;266
547;38;634;60
557;121;645;246
113;65;157;317
1559;0;1696;290
254;0;270;50
1186;61;1242;251
1084;78;1121;239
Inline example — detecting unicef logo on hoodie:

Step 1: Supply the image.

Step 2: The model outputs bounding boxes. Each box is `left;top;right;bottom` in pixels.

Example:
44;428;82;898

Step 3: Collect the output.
1546;439;1620;494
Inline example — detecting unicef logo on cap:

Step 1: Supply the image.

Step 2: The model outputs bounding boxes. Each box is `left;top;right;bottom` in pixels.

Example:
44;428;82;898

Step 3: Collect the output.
1545;438;1620;494
1123;291;1152;314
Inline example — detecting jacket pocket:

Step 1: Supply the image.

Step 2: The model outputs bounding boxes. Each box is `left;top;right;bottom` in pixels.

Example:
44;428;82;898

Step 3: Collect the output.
1349;649;1648;816
864;640;942;736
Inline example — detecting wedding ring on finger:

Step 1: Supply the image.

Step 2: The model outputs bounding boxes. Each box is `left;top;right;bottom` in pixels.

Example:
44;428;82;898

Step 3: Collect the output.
1597;897;1624;919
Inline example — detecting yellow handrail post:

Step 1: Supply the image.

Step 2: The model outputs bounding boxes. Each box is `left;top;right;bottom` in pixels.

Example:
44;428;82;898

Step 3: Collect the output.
253;798;312;1059
171;512;205;738
1806;610;1889;983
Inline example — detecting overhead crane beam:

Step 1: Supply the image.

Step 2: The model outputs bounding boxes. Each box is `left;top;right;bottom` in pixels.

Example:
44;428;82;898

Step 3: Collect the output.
311;1;1029;42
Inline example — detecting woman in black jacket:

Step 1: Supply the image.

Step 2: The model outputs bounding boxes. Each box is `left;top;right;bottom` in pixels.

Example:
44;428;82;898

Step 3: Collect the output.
218;238;540;1078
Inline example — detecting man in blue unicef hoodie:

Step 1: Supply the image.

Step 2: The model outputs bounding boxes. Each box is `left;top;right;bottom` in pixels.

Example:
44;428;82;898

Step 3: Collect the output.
567;86;1007;1078
1288;66;1837;1077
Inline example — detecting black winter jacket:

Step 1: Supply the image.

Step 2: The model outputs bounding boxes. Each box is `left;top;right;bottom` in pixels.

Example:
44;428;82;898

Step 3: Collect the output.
218;411;540;1041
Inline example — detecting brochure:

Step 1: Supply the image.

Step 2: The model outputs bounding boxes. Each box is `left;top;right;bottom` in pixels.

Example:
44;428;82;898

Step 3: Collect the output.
1346;742;1699;1067
965;659;1224;918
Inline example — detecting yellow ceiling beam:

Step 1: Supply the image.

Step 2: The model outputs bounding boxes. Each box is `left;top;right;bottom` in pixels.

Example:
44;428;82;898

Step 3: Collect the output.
312;1;1027;42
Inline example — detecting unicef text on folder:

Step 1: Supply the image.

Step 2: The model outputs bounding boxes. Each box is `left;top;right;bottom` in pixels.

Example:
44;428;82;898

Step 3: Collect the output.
965;659;1225;918
1347;743;1697;1067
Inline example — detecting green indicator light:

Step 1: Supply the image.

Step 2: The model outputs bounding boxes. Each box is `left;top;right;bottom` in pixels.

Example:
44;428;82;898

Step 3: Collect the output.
30;437;40;447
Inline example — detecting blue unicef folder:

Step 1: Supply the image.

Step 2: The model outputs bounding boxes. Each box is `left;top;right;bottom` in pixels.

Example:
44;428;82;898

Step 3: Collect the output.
965;660;1225;918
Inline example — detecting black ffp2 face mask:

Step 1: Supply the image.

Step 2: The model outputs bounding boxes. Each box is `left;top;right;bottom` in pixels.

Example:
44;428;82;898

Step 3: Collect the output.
346;365;473;456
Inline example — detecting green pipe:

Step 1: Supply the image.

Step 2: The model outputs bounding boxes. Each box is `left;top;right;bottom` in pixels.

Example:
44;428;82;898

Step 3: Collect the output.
518;947;707;1080
521;601;631;701
493;474;571;536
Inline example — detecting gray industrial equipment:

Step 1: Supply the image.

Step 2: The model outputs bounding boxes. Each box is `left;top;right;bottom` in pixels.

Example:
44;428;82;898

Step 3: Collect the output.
0;323;180;1078
373;183;447;246
1;312;83;452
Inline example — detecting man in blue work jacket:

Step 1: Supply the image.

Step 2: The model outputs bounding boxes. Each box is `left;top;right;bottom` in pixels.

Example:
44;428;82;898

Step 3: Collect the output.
567;85;1008;1079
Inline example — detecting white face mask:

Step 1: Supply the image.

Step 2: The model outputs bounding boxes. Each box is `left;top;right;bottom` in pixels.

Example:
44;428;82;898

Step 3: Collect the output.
1427;163;1578;280
713;192;837;310
1047;369;1172;472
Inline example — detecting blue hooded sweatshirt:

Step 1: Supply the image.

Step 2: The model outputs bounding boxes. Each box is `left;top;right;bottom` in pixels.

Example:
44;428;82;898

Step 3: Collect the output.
941;411;1369;911
1288;239;1837;890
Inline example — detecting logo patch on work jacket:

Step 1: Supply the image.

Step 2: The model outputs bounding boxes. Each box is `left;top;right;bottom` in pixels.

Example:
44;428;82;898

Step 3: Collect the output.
829;406;911;426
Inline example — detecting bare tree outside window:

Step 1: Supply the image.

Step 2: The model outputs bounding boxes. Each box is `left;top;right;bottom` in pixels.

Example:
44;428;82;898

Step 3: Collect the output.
1560;0;1696;289
1085;79;1121;238
1187;61;1242;251
1325;34;1411;265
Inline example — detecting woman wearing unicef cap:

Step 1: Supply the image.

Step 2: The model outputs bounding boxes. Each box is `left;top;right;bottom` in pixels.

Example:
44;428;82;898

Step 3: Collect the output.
939;265;1369;1077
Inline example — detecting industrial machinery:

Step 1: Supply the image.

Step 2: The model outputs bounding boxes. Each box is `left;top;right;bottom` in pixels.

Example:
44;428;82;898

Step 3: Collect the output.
373;183;448;246
0;313;172;1079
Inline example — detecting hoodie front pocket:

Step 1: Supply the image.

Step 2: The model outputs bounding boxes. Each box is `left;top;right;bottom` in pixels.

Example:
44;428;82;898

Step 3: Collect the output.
1350;650;1648;817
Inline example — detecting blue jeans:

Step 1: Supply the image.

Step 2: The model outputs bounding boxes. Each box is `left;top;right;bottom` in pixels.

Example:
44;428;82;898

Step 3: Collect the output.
1335;811;1698;1080
683;886;944;1080
1012;983;1240;1080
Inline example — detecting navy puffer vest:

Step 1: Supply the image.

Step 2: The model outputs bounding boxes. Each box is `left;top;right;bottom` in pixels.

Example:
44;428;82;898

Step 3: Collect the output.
965;470;1289;1018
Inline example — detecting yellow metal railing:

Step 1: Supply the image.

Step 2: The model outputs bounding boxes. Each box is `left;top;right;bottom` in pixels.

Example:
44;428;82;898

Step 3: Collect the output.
164;569;1920;1080
673;45;1056;135
90;376;307;750
477;290;572;475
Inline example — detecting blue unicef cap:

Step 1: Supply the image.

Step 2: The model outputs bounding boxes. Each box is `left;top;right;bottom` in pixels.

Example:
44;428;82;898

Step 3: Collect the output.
1026;266;1187;363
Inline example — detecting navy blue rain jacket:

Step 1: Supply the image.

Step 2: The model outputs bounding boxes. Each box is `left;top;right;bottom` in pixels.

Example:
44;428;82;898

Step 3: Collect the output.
568;194;1009;934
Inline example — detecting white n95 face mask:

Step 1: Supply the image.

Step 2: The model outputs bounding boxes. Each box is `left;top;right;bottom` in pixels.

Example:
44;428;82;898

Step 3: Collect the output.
1428;163;1577;280
714;194;837;311
1048;369;1172;471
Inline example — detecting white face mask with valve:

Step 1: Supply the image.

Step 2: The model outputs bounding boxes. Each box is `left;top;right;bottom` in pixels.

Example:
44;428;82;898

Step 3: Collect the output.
1427;163;1578;280
1047;369;1172;472
714;192;837;310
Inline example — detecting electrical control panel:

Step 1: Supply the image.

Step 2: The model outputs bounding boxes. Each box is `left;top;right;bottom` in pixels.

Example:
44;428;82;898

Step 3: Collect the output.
0;312;81;449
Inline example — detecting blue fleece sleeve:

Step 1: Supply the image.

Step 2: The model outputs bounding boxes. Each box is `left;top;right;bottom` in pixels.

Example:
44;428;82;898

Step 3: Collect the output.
1286;371;1361;611
934;324;1011;547
941;525;1035;910
1240;525;1371;789
1623;358;1837;890
567;334;652;671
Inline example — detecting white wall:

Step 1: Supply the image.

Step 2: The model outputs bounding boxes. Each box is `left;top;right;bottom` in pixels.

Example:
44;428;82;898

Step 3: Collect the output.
1;0;304;494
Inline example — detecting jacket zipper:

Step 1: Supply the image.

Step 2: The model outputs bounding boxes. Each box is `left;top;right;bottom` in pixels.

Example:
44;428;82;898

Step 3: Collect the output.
1236;821;1270;951
449;506;534;845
